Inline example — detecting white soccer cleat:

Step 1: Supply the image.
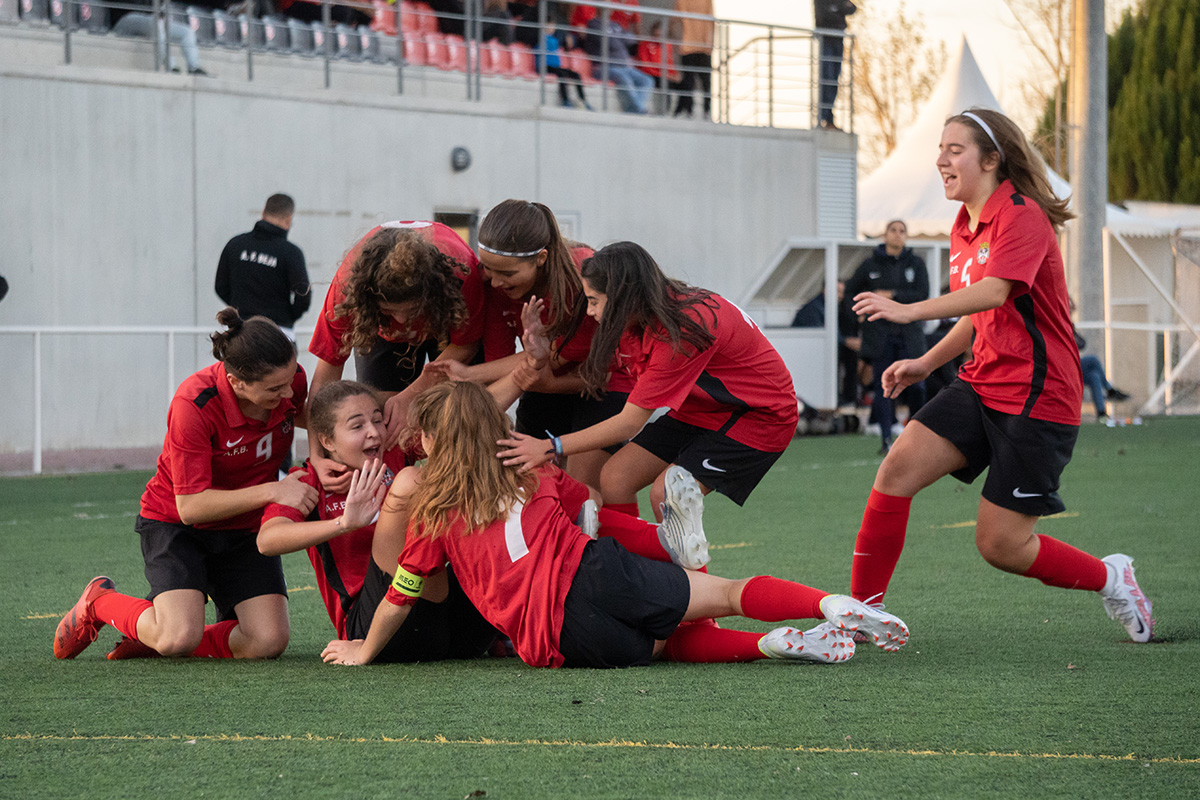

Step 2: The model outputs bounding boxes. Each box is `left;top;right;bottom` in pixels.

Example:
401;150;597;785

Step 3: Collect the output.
819;594;910;652
576;499;599;540
657;465;710;570
758;623;855;663
1100;554;1153;643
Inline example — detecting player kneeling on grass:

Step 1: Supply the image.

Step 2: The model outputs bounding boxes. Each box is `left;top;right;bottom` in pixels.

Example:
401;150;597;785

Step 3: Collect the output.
55;309;315;661
256;380;498;662
321;381;910;669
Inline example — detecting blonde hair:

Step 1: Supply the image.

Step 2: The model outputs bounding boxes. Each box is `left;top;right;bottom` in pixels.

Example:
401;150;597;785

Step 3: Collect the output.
947;107;1074;231
401;381;538;538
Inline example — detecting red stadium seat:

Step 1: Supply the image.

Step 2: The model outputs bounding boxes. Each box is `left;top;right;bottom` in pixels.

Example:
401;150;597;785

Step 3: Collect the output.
441;33;467;71
403;31;427;65
412;1;437;35
369;0;396;35
509;41;538;79
398;0;418;32
479;41;510;76
564;49;598;84
423;31;447;68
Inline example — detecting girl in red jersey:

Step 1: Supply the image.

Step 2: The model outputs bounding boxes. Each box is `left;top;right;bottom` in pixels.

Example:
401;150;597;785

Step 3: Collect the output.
321;381;910;669
307;221;486;447
497;241;799;522
256;381;496;661
55;309;318;661
444;199;633;488
848;107;1153;643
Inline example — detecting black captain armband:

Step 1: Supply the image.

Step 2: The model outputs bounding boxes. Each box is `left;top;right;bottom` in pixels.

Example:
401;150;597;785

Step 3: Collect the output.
390;567;425;598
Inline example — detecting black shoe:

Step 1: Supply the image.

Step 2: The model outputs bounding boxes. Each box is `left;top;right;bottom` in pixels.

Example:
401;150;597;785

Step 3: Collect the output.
188;67;211;77
878;437;892;456
1107;387;1131;401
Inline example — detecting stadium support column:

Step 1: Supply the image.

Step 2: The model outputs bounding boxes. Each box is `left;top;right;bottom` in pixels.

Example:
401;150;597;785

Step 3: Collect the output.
1067;0;1107;330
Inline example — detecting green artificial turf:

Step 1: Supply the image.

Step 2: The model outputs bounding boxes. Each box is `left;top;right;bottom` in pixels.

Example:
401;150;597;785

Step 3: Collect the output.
2;418;1198;798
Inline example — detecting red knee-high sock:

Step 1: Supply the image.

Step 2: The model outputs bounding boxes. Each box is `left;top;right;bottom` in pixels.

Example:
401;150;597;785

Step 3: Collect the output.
1024;535;1108;591
738;575;826;622
662;624;767;663
604;502;641;520
850;490;912;602
597;507;671;562
92;592;153;640
190;620;238;659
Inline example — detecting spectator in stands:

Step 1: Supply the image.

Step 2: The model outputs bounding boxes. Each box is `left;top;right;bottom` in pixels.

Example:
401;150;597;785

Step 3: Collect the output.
814;0;855;130
586;14;653;114
541;20;593;109
215;193;311;341
673;0;713;118
790;281;861;408
637;20;682;114
0;274;7;304
275;0;369;26
109;0;209;76
480;0;514;44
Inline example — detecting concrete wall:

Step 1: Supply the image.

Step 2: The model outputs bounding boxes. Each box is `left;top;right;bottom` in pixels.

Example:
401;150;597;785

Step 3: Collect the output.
0;48;854;458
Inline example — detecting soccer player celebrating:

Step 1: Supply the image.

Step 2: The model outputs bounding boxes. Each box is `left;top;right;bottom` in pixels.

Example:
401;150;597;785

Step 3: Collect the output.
256;380;497;662
55;309;316;660
306;221;486;447
847;107;1153;643
497;241;799;522
321;381;908;669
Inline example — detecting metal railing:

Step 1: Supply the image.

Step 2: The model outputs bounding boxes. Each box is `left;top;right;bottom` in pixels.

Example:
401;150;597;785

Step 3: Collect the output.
8;0;852;128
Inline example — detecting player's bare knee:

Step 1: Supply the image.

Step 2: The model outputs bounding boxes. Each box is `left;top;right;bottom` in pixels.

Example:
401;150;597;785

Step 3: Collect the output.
975;531;1019;571
155;629;204;657
240;630;289;659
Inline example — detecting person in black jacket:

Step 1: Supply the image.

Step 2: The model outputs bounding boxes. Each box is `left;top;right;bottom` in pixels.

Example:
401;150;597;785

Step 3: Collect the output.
215;194;311;340
845;219;928;452
814;0;855;130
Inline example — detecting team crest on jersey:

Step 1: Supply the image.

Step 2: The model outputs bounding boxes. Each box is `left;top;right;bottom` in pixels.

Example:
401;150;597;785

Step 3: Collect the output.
977;243;990;264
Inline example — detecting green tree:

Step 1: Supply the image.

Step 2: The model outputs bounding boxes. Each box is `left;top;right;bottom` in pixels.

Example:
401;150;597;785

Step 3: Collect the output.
1108;0;1200;203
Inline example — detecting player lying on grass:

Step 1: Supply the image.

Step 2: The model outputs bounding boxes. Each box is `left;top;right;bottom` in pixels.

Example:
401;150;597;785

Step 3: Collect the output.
847;107;1153;643
321;380;910;669
256;380;498;662
55;309;314;661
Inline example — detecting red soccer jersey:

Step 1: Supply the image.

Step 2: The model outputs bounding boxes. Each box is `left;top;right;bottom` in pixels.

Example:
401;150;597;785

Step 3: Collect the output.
308;221;485;367
619;293;799;452
140;362;308;531
261;447;408;637
386;466;591;668
948;180;1082;425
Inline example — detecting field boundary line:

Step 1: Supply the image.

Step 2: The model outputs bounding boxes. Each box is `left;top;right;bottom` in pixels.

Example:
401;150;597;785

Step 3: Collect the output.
5;732;1198;765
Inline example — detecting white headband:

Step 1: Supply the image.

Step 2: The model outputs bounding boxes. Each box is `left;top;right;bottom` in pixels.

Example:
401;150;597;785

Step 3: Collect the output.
478;242;545;258
962;111;1005;162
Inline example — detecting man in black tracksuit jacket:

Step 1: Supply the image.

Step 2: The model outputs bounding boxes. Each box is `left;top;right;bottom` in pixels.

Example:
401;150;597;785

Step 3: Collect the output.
215;193;311;337
845;219;929;452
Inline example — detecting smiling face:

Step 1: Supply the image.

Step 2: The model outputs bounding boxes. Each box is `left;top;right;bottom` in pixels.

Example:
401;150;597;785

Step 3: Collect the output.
478;249;544;299
228;359;297;415
937;121;1000;211
582;277;607;323
318;393;386;470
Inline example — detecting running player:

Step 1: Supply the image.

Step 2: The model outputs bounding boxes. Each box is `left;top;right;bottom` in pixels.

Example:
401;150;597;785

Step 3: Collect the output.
320;381;909;669
847;107;1153;643
307;220;486;446
256;380;497;661
55;309;316;660
497;241;799;522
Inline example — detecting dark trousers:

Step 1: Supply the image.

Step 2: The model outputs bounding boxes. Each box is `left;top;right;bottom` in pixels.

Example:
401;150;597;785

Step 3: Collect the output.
871;334;925;444
674;52;712;116
818;35;843;124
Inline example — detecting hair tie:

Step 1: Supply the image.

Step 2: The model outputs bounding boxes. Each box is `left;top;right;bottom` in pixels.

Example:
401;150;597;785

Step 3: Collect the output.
961;111;1005;162
479;242;546;258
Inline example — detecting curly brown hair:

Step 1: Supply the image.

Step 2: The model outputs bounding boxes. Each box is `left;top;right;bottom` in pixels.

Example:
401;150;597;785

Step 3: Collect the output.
334;227;469;356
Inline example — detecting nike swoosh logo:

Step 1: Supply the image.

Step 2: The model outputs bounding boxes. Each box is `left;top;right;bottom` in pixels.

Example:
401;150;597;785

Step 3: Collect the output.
225;437;244;448
701;458;726;473
869;272;881;279
950;251;961;261
852;551;872;557
1012;488;1043;498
